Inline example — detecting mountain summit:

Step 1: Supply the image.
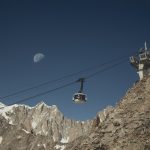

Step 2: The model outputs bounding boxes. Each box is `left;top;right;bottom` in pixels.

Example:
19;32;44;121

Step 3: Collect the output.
0;77;150;150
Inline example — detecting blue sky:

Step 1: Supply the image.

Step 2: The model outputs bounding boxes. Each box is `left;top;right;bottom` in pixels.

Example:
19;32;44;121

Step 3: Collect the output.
0;0;150;120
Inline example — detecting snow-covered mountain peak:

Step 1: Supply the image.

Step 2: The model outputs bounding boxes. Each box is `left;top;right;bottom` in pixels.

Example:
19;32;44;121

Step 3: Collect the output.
0;102;6;108
35;101;58;109
34;101;60;116
35;101;47;107
0;103;19;112
51;104;57;108
0;101;92;145
51;105;59;111
0;104;19;125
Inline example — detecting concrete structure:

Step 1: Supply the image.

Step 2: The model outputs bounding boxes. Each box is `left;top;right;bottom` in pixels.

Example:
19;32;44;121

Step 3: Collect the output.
130;42;150;80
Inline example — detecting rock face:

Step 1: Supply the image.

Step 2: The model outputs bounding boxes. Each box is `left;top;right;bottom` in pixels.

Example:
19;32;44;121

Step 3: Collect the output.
0;77;150;150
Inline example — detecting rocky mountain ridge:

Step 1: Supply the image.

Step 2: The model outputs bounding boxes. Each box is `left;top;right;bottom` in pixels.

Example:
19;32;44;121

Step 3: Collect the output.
66;77;150;150
0;101;92;146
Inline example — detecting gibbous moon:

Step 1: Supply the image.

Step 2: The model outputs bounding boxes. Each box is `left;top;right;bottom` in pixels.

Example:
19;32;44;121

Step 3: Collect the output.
33;53;45;63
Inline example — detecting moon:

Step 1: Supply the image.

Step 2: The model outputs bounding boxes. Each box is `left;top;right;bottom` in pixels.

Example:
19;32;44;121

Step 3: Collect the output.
33;53;45;63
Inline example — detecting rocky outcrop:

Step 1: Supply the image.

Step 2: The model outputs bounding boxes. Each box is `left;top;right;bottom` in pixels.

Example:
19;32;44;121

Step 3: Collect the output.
65;77;150;150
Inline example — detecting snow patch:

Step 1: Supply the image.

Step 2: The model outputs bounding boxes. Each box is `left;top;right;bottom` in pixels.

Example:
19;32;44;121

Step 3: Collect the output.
0;105;17;124
60;137;69;143
23;105;34;109
0;103;34;125
37;131;42;135
53;136;56;142
35;101;57;109
43;144;46;148
17;135;22;139
0;105;15;113
22;129;30;134
52;105;57;109
36;102;46;109
55;145;65;150
51;105;58;114
0;102;6;108
32;121;37;129
0;136;3;144
42;125;48;135
9;120;14;125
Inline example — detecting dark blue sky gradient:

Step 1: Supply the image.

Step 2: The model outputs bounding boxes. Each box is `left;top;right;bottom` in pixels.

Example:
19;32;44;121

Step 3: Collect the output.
0;0;150;120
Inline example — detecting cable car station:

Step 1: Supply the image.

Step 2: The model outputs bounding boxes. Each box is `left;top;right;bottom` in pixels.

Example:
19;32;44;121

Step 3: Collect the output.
130;42;150;80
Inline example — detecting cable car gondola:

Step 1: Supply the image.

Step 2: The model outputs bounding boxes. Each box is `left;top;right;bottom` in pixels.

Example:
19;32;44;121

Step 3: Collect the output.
73;78;87;104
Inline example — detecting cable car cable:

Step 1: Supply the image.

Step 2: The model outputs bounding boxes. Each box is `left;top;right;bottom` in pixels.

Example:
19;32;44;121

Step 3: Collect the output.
73;58;128;103
1;51;136;100
7;58;128;106
85;58;128;79
9;81;76;106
